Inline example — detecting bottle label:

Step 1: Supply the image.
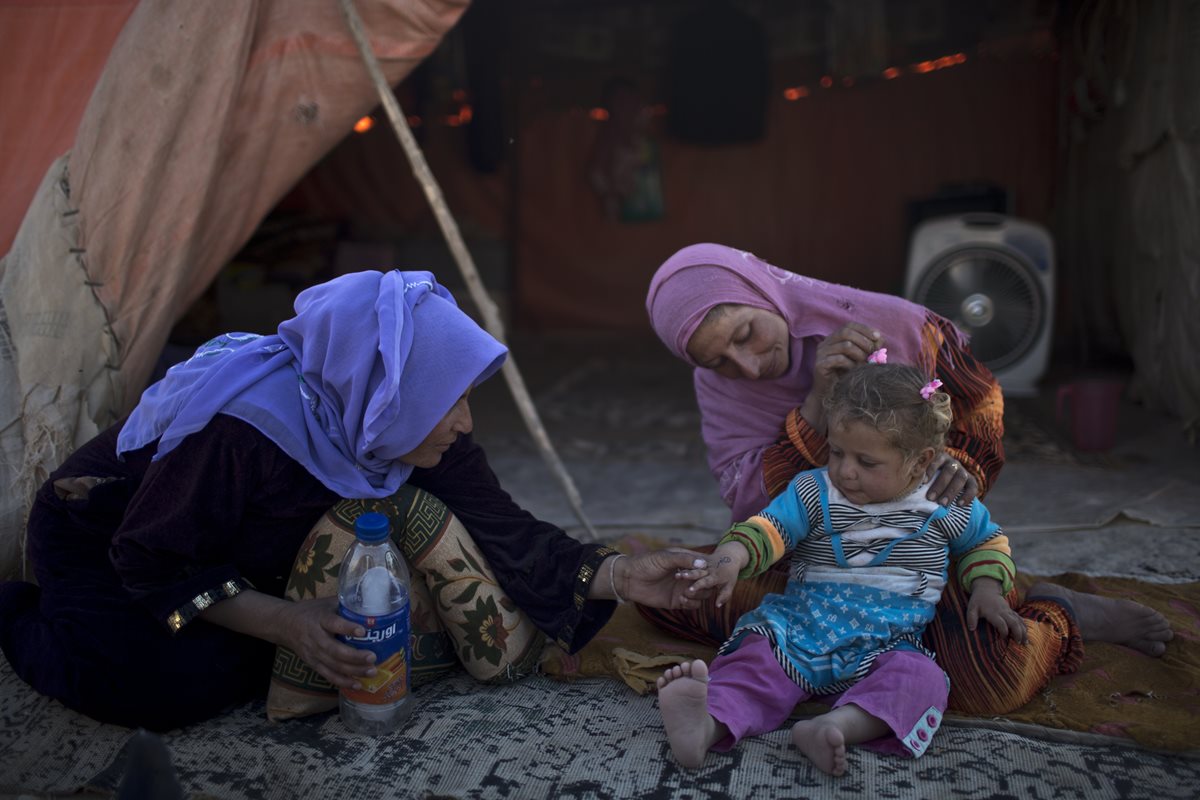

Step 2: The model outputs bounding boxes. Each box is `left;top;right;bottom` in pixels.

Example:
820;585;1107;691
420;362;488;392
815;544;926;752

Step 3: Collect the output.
338;601;411;706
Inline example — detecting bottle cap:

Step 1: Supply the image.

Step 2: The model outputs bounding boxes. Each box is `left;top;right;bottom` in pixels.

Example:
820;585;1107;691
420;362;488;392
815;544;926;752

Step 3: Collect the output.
354;512;391;543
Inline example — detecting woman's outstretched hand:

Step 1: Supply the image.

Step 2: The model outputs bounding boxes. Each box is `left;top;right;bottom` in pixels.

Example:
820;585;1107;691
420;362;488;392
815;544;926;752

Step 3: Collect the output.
616;549;711;609
925;452;980;507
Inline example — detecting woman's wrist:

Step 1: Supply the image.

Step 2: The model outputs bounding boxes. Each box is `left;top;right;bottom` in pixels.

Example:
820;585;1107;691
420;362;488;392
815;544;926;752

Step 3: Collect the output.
199;587;288;645
798;392;827;434
608;553;629;604
589;552;628;603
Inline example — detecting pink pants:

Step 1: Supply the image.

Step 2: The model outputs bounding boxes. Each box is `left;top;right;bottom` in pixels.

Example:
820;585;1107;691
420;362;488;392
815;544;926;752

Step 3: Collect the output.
707;634;949;758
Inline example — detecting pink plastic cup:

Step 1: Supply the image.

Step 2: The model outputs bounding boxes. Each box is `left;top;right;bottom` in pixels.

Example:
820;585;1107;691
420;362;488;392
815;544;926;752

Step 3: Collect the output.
1055;378;1124;452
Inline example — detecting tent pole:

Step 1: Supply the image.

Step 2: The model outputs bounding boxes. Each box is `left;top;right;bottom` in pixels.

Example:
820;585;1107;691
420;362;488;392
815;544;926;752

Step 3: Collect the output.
338;0;601;542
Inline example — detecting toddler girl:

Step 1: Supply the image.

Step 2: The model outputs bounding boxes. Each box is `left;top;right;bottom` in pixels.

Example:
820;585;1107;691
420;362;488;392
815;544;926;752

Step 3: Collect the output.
657;361;1027;775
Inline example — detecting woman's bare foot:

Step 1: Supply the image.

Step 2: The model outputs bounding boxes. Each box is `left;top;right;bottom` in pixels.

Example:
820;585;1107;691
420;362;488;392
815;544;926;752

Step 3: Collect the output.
656;659;720;769
1029;582;1174;656
790;718;848;776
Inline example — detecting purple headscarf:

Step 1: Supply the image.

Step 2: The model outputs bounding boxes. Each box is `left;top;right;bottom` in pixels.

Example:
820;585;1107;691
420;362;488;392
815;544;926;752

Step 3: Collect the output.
118;270;507;499
646;243;938;520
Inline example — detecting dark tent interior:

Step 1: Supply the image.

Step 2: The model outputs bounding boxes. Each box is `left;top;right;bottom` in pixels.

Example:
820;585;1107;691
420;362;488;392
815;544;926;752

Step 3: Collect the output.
174;0;1155;406
148;0;1197;446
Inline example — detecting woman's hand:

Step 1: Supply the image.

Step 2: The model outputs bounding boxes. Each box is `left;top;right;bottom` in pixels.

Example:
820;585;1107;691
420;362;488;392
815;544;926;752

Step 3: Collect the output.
925;453;979;507
801;323;884;430
200;589;377;689
966;578;1028;643
274;595;380;690
614;549;711;610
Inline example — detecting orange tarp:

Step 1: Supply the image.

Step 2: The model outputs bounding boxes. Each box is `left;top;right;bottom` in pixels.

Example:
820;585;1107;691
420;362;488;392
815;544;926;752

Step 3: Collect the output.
0;1;137;257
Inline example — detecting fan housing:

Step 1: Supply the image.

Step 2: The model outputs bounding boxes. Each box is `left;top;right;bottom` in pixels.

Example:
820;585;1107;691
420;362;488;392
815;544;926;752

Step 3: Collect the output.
905;214;1055;396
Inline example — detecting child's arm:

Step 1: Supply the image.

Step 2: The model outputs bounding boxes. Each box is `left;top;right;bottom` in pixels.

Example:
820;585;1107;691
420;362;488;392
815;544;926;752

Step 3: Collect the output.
950;499;1027;642
685;473;812;606
701;507;797;607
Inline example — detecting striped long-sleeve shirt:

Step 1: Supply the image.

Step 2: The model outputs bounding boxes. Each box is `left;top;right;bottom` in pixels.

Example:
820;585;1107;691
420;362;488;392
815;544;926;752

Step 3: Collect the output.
716;467;1014;694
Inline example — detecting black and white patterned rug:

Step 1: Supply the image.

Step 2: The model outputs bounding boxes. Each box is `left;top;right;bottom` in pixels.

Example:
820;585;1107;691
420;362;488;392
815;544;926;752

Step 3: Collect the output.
2;654;1199;800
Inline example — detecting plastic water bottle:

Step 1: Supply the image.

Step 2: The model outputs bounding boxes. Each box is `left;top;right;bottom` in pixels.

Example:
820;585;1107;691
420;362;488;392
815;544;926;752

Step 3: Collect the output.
337;512;413;734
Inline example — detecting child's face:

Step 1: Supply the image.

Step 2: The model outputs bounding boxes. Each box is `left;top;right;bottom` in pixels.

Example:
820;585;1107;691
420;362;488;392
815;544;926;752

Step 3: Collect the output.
826;419;925;504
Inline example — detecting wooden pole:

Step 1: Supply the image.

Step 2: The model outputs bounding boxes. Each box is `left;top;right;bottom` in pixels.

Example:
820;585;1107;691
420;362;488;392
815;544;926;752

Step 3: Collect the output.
338;0;600;541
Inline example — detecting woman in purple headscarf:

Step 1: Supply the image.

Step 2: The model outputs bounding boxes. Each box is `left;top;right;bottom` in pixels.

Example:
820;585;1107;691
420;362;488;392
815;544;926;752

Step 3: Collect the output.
0;270;708;730
642;243;1172;716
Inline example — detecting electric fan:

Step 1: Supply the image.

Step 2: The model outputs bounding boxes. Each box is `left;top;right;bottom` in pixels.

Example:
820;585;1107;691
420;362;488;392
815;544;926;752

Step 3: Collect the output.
905;214;1055;396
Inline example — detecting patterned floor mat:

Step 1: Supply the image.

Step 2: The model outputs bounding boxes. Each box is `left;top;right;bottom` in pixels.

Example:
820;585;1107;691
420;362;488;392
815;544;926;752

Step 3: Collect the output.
2;653;1199;800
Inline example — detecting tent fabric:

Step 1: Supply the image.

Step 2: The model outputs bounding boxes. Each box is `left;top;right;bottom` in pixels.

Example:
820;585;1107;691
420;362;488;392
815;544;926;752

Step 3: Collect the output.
514;56;1060;330
1056;0;1199;434
0;0;471;578
1113;0;1200;431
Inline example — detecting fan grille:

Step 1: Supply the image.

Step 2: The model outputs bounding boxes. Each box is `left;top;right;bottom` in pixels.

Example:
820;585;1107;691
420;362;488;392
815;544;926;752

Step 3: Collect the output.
912;246;1046;372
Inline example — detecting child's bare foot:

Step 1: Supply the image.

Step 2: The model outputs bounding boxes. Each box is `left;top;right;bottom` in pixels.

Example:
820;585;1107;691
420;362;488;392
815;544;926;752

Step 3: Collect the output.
656;659;719;769
1030;582;1173;656
790;718;848;776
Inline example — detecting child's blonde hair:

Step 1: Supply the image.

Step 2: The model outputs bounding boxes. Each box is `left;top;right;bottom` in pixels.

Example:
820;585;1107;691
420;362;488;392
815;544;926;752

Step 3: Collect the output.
824;363;953;463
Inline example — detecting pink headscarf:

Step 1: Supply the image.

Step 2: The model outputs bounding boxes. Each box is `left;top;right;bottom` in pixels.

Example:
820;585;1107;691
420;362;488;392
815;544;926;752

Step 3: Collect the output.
646;243;938;520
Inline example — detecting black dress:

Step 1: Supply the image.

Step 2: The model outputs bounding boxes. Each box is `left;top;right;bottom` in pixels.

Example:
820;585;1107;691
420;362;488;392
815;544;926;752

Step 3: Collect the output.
0;414;612;730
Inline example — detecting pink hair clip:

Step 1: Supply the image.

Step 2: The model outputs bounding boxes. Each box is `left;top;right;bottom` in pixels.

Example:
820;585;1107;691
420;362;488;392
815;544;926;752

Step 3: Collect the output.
920;378;944;400
867;348;888;364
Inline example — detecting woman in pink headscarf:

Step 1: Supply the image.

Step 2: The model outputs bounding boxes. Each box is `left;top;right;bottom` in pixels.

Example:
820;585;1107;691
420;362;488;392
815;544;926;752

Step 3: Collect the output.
641;243;1173;715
